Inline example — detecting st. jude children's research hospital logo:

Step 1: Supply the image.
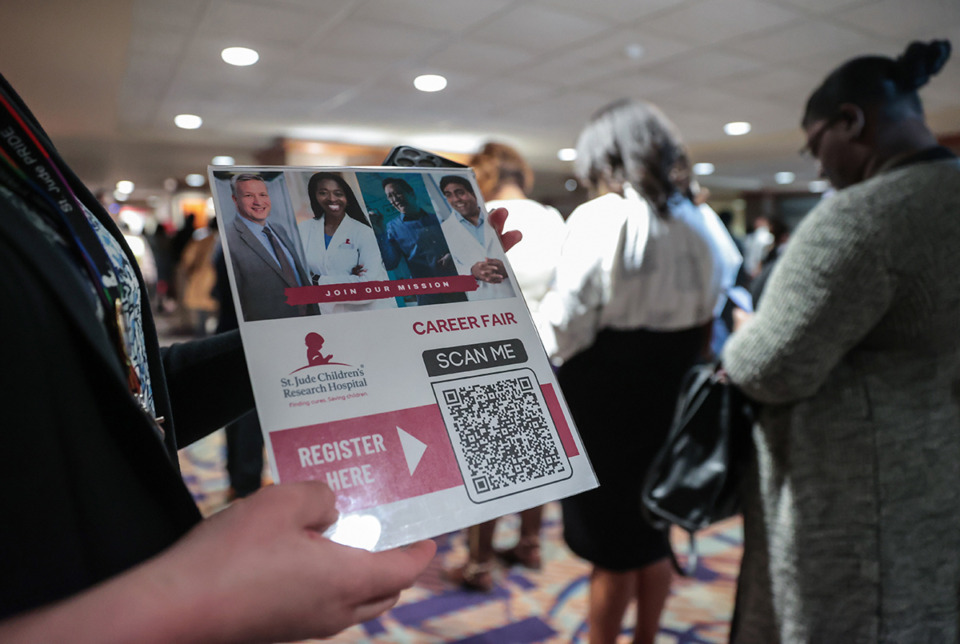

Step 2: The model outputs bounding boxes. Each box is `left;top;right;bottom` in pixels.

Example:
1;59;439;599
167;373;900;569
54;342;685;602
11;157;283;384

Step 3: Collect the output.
280;332;368;399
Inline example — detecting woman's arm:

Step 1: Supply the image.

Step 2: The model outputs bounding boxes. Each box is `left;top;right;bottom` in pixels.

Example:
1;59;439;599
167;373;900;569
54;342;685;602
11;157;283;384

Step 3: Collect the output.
161;331;254;445
722;196;894;404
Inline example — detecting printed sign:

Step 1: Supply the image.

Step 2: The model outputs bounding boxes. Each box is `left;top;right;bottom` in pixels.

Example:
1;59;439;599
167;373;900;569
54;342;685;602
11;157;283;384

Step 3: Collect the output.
210;164;597;551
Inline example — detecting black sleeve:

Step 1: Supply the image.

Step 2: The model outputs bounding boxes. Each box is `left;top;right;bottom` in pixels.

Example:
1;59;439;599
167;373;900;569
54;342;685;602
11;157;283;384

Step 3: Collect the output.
161;331;255;446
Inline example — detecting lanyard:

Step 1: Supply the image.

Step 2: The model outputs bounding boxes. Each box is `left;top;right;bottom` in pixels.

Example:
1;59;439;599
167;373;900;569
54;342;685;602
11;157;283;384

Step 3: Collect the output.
0;84;144;400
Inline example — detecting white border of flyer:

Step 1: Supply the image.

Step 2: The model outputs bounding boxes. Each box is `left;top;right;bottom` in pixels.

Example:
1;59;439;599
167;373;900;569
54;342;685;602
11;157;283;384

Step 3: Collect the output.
209;165;597;551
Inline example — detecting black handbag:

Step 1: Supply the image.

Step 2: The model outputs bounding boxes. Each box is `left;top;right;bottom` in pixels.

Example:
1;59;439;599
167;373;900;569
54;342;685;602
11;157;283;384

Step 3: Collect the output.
641;361;754;575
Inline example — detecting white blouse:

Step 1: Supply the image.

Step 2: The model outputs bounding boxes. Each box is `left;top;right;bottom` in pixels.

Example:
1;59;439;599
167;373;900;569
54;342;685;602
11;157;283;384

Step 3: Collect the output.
540;184;738;363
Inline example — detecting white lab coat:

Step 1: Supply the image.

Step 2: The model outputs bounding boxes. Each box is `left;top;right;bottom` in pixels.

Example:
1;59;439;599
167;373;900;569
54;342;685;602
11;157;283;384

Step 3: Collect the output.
298;215;396;314
441;211;515;301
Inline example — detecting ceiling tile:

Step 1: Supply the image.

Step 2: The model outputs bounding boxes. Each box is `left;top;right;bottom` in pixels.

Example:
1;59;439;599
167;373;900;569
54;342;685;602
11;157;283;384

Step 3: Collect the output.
718;66;824;108
351;0;514;31
308;16;446;59
199;0;320;46
774;0;874;14
530;0;687;22
642;0;804;46
469;4;610;54
421;38;536;76
647;49;764;83
836;0;960;39
582;72;682;100
727;19;879;64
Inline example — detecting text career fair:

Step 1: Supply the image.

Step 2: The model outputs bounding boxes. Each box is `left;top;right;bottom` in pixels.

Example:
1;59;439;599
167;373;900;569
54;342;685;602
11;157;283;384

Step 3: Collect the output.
412;311;518;335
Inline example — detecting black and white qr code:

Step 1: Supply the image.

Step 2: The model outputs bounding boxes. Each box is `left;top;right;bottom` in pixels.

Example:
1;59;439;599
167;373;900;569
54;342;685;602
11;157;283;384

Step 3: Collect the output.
432;368;571;503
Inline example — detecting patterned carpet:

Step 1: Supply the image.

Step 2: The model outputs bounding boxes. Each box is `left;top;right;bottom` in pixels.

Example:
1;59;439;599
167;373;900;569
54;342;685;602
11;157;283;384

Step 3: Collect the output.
178;429;742;643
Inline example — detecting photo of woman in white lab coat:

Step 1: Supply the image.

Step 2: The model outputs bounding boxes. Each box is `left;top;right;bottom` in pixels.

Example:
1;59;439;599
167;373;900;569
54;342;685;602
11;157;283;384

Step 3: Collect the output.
298;172;396;314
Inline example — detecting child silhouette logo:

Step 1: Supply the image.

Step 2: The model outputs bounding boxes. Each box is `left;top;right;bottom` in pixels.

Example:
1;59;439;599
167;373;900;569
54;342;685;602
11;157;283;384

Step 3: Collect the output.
306;332;333;366
292;332;349;373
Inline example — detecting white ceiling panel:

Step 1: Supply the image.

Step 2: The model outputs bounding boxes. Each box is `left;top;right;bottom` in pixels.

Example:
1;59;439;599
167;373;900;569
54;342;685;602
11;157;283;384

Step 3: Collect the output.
727;19;880;64
421;38;536;76
836;0;960;39
351;0;514;32
648;49;765;84
532;0;688;22
4;0;960;197
642;0;804;46
468;4;611;54
718;66;824;108
773;0;877;14
200;0;320;45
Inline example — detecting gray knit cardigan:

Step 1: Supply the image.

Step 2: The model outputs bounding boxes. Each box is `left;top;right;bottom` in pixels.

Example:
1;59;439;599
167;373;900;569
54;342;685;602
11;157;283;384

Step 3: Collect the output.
724;157;960;644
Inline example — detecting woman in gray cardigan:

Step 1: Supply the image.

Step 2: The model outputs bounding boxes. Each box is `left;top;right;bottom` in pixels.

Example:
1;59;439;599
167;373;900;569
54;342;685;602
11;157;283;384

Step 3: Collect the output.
723;40;960;643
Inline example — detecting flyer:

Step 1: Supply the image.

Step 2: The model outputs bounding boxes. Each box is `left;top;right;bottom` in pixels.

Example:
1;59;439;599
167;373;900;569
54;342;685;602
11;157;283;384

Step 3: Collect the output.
209;165;597;551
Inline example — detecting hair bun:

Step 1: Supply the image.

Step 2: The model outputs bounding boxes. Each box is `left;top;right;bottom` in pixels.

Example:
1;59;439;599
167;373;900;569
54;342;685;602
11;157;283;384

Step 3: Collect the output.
895;39;952;90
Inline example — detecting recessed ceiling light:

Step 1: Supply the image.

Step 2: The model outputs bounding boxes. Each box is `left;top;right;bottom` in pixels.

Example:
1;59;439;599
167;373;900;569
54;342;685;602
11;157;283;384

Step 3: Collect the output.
175;114;202;130
557;148;577;162
564;179;579;191
693;162;715;176
185;174;206;187
211;156;235;166
115;180;135;194
775;171;796;185
414;74;447;92
808;179;830;193
113;189;128;202
625;43;645;60
723;121;751;136
221;46;259;66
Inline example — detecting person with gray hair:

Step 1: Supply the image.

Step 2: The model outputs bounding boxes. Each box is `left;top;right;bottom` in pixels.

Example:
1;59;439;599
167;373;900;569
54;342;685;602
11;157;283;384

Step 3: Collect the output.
541;99;737;644
225;173;318;321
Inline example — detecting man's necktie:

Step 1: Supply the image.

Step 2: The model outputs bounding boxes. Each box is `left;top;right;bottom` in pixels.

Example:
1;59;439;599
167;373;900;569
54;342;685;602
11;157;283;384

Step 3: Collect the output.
263;225;309;315
263;226;299;286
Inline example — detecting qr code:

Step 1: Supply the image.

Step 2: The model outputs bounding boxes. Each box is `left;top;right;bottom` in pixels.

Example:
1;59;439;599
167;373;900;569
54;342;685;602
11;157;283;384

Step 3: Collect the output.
433;368;571;503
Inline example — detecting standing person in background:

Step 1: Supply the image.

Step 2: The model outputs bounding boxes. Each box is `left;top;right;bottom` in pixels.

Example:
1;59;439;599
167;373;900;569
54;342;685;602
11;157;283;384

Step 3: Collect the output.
445;142;565;591
723;40;960;643
178;218;219;336
475;141;567;317
213;242;265;499
541;99;728;644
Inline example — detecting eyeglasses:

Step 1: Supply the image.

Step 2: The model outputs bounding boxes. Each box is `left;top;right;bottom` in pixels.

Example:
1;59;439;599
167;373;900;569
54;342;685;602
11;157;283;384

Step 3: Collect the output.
798;114;842;159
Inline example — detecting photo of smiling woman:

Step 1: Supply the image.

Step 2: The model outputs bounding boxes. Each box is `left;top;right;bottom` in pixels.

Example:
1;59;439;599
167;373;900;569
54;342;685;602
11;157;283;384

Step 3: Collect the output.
298;172;396;314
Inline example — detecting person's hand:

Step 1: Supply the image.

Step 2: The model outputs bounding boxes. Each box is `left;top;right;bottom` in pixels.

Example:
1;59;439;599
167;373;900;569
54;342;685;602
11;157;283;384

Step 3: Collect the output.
148;482;436;643
470;259;507;283
0;482;436;644
732;307;754;331
487;207;521;252
485;258;507;280
351;263;366;276
437;253;453;270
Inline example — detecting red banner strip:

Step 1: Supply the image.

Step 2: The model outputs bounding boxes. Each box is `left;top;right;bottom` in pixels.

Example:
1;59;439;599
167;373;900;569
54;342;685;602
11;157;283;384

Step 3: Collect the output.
285;276;477;305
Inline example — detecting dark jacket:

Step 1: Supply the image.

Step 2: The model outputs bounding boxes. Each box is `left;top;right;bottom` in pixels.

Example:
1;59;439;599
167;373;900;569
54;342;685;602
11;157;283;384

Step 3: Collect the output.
0;74;254;618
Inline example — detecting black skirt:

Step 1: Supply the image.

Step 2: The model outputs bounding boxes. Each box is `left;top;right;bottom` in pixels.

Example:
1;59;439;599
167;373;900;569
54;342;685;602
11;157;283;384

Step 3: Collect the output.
559;324;706;571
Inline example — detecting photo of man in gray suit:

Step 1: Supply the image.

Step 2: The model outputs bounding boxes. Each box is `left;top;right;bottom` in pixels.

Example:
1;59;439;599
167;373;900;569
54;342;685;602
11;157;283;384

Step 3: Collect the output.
225;173;319;321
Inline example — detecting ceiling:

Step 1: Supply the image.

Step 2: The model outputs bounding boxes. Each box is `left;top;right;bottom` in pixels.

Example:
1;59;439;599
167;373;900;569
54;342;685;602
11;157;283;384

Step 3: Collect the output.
2;0;959;203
